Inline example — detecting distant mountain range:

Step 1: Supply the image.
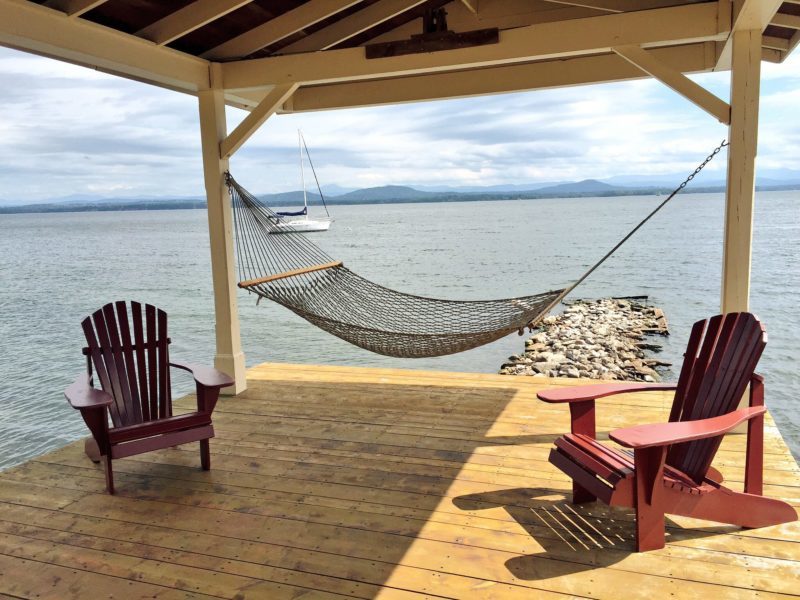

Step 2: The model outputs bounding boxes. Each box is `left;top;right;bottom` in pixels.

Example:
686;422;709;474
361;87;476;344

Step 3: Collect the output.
2;177;799;214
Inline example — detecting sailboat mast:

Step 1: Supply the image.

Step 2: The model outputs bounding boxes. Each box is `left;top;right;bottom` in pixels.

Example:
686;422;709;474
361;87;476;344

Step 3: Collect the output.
299;130;308;219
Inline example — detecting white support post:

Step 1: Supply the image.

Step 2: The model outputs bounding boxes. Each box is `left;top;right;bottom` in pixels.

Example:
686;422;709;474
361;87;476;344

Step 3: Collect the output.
721;29;761;315
198;64;247;394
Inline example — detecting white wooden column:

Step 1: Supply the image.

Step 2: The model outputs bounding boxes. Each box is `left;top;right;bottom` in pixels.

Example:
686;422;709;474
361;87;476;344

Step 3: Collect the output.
198;64;247;394
721;29;761;314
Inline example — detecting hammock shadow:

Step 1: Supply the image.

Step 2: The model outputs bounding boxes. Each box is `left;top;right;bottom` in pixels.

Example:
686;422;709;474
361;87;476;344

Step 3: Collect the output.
453;487;732;578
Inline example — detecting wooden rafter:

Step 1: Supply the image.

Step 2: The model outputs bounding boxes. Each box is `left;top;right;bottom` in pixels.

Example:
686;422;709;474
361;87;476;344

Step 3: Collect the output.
613;45;730;124
539;0;688;13
460;0;478;14
326;0;452;50
203;0;364;60
284;43;717;112
0;0;208;93
762;34;791;49
136;0;255;46
222;3;726;89
280;0;431;54
389;0;618;35
43;0;108;17
772;13;800;29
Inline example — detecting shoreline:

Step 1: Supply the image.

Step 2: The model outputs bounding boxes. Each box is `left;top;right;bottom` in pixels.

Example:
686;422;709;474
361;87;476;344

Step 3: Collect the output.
3;187;799;215
499;297;670;381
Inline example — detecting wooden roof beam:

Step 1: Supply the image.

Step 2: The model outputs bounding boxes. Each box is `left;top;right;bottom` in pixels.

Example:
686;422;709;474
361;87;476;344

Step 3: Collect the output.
136;0;255;46
222;2;727;90
716;0;785;69
613;44;730;124
280;0;431;54
203;0;364;60
43;0;108;18
0;0;209;93
283;43;718;112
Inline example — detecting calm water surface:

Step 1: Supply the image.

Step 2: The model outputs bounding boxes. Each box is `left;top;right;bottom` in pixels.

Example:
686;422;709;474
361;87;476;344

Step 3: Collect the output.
1;191;798;468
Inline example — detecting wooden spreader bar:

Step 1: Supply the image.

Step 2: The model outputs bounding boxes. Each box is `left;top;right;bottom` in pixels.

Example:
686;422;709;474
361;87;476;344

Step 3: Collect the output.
238;261;343;288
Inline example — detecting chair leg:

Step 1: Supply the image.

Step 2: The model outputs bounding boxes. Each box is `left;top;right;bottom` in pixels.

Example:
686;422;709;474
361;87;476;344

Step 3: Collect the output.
200;438;211;470
84;437;101;463
103;455;115;495
634;446;667;552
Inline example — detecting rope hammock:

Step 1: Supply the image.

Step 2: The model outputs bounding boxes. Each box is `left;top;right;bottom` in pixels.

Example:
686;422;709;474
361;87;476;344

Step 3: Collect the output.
226;141;727;358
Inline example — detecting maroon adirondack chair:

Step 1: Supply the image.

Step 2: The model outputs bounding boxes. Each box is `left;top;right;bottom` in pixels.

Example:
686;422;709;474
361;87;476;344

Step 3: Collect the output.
538;312;797;551
65;301;234;494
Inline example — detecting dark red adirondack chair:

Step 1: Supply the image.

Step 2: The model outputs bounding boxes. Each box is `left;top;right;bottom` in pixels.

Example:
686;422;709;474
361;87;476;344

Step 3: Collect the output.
65;301;234;494
538;312;797;551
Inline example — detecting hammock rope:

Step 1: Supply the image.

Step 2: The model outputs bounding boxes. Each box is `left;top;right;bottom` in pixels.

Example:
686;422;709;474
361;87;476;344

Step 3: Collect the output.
226;141;727;358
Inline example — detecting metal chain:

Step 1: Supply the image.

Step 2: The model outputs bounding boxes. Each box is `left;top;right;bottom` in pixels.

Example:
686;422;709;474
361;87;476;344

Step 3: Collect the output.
527;139;729;330
677;140;729;192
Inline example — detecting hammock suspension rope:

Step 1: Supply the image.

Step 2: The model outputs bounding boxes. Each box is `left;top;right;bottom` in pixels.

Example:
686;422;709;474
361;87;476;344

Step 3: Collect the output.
226;141;727;358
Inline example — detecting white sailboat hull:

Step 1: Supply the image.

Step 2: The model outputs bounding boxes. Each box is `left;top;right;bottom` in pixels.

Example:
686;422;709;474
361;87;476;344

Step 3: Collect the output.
271;217;333;233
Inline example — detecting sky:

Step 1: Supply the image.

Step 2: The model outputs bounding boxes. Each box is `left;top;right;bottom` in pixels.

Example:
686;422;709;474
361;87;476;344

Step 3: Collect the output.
0;45;798;202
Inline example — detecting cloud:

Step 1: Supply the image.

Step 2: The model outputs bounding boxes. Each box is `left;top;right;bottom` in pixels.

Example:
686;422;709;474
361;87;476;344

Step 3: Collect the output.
0;45;798;202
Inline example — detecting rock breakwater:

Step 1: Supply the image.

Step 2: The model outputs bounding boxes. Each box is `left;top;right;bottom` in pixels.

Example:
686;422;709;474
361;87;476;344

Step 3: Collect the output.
499;298;670;381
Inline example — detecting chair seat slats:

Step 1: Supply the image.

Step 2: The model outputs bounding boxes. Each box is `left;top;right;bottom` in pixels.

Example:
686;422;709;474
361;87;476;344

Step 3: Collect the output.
558;434;705;494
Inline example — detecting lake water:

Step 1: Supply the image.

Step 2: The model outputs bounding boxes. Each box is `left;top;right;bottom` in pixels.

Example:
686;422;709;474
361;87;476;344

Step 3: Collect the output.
0;191;798;469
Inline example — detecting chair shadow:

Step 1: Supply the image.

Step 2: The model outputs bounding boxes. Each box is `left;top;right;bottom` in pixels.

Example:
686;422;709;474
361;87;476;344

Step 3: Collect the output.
453;487;736;579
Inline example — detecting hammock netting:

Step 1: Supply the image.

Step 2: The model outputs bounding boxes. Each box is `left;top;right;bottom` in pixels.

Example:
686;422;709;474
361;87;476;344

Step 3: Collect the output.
226;141;726;359
227;174;563;357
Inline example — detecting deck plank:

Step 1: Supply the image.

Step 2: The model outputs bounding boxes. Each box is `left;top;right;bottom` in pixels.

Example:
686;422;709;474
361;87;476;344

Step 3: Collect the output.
1;362;798;598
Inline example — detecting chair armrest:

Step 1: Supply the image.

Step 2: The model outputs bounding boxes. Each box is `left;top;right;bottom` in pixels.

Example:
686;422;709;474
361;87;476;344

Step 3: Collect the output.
65;373;113;410
170;361;235;389
610;406;767;449
537;382;677;403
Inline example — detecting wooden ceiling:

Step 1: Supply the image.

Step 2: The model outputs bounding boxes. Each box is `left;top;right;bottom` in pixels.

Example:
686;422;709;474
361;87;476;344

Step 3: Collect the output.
1;0;795;115
30;0;798;63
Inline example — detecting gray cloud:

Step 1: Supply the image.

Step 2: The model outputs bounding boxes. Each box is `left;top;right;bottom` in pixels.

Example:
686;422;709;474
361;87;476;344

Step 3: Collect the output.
1;46;798;202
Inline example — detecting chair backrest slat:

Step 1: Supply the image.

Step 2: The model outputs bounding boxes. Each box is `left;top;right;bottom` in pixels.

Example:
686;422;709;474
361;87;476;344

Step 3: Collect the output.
131;301;151;422
82;302;172;428
666;313;765;483
667;319;707;422
145;304;159;422
115;301;143;424
81;317;120;424
157;307;171;418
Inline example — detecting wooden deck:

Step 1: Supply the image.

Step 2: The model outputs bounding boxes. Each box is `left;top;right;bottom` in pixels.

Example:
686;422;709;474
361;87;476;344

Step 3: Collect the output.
1;362;798;599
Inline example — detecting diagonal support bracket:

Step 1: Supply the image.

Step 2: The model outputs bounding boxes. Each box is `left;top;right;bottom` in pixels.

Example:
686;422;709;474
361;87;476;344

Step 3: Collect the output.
613;44;731;124
220;83;299;159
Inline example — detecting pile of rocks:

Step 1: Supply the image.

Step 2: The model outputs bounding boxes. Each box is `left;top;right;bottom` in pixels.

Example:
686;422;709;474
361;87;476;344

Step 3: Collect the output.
499;298;670;381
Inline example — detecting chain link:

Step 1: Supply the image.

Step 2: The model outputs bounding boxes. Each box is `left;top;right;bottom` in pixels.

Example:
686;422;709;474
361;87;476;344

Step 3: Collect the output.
678;140;728;191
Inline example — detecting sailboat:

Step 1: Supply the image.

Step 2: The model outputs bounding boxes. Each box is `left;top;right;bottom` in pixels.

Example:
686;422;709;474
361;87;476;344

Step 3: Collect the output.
272;131;333;233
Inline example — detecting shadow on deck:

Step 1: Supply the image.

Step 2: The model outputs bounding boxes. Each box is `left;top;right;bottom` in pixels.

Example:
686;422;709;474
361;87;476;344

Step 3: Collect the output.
0;363;798;598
